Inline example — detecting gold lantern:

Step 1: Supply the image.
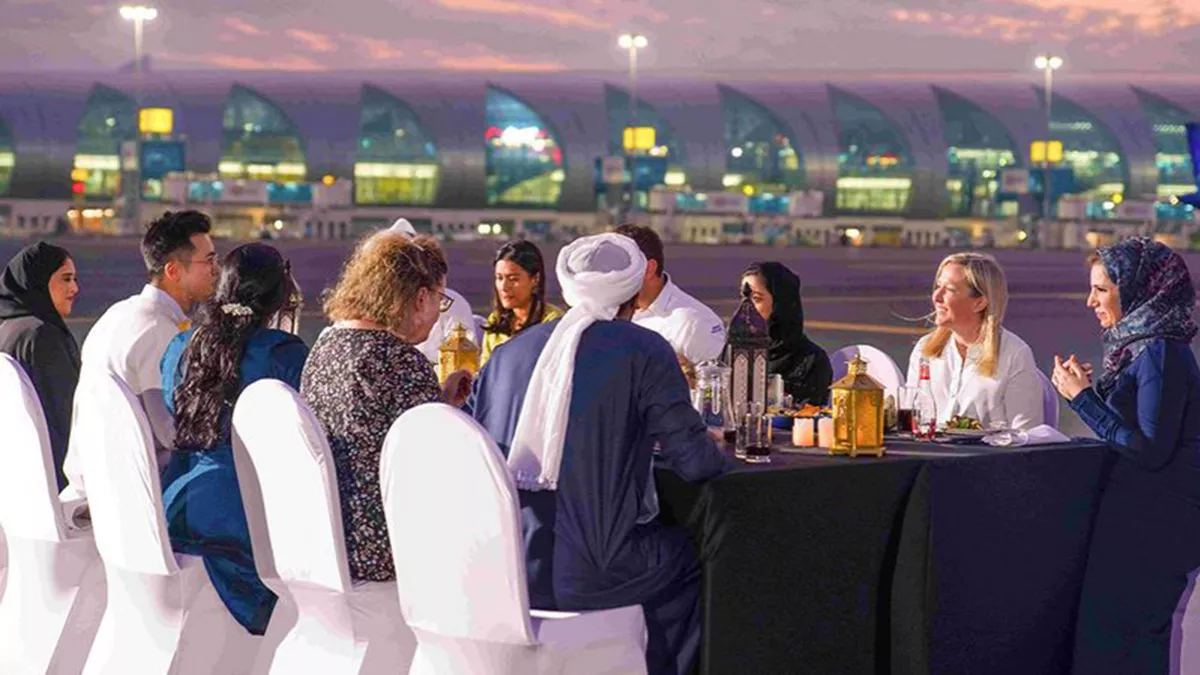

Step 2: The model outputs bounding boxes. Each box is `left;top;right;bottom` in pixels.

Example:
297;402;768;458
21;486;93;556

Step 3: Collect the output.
829;353;885;457
437;322;480;383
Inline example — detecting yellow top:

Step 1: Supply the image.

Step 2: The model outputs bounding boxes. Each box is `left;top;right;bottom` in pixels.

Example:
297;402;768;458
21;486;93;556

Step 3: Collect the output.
481;303;564;365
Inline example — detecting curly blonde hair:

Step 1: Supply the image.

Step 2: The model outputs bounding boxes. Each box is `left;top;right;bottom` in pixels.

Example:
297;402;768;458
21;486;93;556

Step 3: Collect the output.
323;232;447;335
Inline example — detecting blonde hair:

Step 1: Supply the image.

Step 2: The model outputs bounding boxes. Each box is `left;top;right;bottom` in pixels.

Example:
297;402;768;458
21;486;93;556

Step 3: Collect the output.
921;252;1008;378
323;232;447;335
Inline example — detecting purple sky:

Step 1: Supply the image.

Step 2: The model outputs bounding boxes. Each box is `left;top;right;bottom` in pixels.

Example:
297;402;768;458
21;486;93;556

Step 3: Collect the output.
3;0;1200;74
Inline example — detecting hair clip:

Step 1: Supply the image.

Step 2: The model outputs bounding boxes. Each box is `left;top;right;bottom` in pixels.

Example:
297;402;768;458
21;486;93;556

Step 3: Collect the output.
220;303;254;317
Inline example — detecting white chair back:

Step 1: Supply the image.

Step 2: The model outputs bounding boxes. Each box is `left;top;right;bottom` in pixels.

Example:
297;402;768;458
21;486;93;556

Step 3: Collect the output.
381;403;535;645
0;353;66;542
473;314;486;347
830;345;906;395
0;354;104;675
1035;369;1060;429
74;369;175;576
231;379;351;595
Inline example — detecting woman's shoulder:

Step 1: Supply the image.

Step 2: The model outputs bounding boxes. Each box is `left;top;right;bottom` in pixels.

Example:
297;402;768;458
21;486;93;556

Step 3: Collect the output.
542;304;565;321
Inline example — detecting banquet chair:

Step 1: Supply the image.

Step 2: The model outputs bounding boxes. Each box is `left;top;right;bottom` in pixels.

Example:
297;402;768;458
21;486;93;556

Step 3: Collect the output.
231;379;416;675
75;370;261;675
381;403;648;675
1034;369;1060;428
0;354;104;675
830;345;906;396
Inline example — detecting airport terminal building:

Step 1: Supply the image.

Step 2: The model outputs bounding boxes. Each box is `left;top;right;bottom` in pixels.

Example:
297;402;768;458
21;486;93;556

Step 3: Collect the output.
0;70;1196;246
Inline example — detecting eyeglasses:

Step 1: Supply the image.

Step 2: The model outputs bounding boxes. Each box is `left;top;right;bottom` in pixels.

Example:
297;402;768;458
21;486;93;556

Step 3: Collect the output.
180;253;218;269
438;291;454;313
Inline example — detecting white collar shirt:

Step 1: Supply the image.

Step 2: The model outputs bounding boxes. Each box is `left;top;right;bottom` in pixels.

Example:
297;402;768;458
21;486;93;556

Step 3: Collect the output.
633;275;726;365
905;327;1044;431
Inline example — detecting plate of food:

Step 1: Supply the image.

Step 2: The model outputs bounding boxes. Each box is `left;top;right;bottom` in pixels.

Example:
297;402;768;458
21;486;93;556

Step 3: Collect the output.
771;404;826;429
942;415;987;437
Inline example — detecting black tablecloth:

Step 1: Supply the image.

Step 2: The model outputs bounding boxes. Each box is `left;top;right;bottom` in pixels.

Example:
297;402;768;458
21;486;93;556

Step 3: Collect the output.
655;438;1111;675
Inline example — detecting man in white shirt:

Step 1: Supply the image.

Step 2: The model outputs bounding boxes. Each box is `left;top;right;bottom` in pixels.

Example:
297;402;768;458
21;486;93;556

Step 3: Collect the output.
615;225;726;368
63;210;218;496
389;218;477;362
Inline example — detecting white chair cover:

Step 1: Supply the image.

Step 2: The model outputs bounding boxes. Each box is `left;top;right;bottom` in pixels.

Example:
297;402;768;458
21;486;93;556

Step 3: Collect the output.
231;379;415;674
1174;567;1200;675
381;403;647;675
830;345;906;397
1034;369;1060;429
76;370;260;675
0;353;104;675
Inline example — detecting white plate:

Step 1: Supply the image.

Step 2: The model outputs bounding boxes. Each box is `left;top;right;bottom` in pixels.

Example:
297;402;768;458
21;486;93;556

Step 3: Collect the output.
942;428;988;438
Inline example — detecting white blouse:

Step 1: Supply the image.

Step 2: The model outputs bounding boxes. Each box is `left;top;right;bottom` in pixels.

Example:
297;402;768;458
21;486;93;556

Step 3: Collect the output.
905;327;1043;431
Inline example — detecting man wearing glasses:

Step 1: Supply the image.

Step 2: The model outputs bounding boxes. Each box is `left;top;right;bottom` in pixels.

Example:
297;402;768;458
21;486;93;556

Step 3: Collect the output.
64;210;218;500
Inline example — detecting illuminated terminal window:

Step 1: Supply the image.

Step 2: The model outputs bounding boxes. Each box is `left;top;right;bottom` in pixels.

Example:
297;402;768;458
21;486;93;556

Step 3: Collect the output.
937;88;1019;218
74;84;136;199
356;86;439;205
1038;88;1127;201
603;86;687;210
720;86;803;194
485;86;563;207
220;85;307;182
1134;89;1195;202
831;87;914;214
0;115;13;196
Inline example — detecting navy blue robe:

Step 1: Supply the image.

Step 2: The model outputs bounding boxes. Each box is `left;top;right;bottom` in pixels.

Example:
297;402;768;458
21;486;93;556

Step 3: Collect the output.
1069;339;1200;674
468;318;732;675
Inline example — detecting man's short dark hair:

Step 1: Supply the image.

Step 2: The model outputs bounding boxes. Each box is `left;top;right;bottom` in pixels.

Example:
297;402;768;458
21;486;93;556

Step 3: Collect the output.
614;224;665;277
141;210;212;279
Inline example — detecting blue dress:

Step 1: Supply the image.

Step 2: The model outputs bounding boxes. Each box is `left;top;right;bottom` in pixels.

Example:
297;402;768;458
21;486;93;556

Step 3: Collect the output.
1069;339;1200;675
160;328;309;635
468;319;732;675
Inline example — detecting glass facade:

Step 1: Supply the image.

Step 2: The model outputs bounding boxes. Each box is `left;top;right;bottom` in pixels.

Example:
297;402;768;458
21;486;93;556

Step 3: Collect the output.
220;85;307;181
719;86;803;194
1134;89;1195;200
936;88;1019;218
1038;88;1127;201
605;86;688;193
75;85;136;199
356;85;439;205
831;88;914;214
0;115;12;196
485;86;563;207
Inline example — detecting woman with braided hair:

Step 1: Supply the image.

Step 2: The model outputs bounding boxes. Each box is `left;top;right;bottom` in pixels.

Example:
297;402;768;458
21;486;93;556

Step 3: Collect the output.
160;242;307;635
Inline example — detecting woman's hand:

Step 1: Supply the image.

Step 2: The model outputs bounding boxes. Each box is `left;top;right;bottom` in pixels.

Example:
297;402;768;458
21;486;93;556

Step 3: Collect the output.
1052;354;1092;401
442;369;474;407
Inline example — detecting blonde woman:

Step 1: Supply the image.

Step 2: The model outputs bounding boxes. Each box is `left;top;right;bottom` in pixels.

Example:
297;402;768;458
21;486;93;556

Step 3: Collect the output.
905;252;1043;431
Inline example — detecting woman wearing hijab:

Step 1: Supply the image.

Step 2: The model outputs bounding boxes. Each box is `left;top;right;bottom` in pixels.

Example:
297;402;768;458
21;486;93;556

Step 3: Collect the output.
1052;238;1200;675
161;243;306;634
0;243;80;489
740;262;832;406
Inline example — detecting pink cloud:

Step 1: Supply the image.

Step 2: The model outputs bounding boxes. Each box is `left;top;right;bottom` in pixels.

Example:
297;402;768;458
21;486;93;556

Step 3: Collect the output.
286;29;338;53
436;0;610;30
359;37;404;60
224;17;267;36
438;53;566;71
161;50;328;71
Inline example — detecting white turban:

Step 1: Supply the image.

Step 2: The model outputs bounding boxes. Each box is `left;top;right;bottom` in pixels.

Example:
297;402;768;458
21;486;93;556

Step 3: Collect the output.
508;233;648;491
388;218;417;237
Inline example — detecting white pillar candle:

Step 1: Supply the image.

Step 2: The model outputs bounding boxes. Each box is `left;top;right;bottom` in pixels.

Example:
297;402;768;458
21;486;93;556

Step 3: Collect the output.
817;417;835;449
793;418;815;447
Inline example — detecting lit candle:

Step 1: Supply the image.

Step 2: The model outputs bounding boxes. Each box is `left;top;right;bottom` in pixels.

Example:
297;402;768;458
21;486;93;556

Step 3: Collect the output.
793;418;815;447
817;416;835;449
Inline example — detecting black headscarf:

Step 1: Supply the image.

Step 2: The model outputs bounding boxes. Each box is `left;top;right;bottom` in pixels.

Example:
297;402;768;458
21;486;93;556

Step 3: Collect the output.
744;261;833;405
0;242;72;334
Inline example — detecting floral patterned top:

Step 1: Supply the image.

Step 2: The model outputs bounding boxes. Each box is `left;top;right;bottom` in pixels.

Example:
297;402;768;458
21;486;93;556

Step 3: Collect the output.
301;327;440;581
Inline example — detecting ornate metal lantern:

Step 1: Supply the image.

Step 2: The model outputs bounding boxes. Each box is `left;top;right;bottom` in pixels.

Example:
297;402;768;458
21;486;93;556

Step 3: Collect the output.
725;282;770;412
829;353;885;457
437;322;480;383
